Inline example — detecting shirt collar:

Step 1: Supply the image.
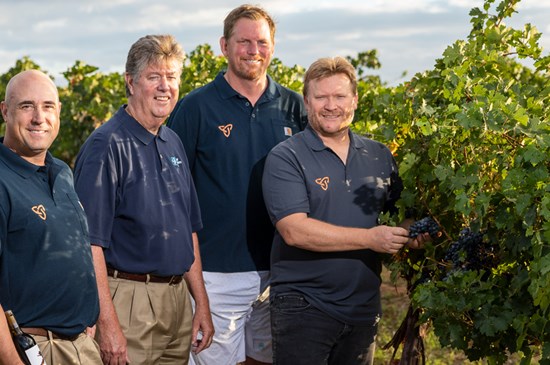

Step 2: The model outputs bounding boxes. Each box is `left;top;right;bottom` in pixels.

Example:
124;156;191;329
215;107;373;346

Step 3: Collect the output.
118;105;169;145
0;137;54;178
214;71;280;103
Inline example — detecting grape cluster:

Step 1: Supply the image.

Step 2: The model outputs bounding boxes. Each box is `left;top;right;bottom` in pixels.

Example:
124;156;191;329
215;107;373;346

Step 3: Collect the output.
408;217;440;239
444;228;497;271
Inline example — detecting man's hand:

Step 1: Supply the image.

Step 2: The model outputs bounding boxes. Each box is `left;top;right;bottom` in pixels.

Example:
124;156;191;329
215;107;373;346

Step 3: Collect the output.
191;303;214;354
91;246;130;365
407;232;431;249
96;321;130;365
367;225;410;254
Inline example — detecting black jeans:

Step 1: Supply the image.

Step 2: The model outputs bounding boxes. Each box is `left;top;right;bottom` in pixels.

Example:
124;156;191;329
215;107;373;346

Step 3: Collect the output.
271;292;377;365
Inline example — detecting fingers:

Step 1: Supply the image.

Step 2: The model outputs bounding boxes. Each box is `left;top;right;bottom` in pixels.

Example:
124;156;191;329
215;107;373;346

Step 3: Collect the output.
386;241;405;254
99;342;128;365
192;339;207;354
192;331;213;354
408;232;431;249
202;331;214;348
86;325;96;338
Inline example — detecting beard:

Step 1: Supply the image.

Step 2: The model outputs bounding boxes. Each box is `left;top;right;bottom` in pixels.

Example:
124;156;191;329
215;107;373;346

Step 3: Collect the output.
229;58;269;81
308;110;355;137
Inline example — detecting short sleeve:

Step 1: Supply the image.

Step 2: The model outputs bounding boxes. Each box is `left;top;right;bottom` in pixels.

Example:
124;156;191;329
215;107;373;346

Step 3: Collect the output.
74;136;118;247
262;143;310;224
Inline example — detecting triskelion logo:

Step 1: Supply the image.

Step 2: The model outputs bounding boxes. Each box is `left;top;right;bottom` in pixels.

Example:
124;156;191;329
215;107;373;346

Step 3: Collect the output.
32;204;47;220
315;177;330;191
218;124;233;138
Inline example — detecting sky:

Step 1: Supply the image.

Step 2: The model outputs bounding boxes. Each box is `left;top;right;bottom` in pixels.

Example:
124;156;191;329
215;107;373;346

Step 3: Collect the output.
1;0;548;86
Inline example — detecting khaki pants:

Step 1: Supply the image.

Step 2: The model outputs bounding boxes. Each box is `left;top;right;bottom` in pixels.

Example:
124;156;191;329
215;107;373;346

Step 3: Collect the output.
34;332;102;365
102;276;193;365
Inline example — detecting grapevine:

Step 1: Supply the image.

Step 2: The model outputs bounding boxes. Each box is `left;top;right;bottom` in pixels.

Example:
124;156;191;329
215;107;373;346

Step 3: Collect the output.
408;217;441;239
443;228;498;273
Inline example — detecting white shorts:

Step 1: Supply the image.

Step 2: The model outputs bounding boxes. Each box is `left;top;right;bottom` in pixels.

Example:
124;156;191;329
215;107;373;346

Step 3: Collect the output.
190;271;271;365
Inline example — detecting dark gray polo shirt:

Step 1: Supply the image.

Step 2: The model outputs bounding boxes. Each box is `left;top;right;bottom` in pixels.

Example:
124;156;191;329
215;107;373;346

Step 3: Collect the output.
263;125;402;325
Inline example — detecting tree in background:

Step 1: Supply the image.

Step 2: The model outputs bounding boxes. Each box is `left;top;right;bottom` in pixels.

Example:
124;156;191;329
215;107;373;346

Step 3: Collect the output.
56;62;126;165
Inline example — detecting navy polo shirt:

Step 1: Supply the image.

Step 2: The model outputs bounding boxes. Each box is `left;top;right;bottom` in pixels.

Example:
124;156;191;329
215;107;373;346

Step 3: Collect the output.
262;125;402;325
167;72;307;272
74;106;202;276
0;139;99;336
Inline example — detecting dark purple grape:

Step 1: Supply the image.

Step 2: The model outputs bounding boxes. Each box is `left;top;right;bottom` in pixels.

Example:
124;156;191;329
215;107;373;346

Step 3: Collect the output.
442;228;497;272
409;217;440;239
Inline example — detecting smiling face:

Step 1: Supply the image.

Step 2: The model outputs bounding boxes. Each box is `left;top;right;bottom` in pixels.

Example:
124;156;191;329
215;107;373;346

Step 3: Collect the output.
305;73;358;139
220;17;274;82
1;70;61;165
125;59;181;134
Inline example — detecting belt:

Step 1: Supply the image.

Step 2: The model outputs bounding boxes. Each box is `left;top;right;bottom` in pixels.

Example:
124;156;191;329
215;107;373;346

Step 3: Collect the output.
107;267;183;285
22;327;81;341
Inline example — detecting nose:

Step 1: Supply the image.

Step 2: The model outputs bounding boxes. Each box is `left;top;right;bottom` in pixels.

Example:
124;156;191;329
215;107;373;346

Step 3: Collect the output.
158;76;169;91
32;106;46;124
324;97;337;110
247;42;259;54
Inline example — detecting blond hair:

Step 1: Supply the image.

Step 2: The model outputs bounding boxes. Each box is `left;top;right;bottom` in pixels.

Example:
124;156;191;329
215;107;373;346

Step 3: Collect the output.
223;4;276;43
303;57;357;98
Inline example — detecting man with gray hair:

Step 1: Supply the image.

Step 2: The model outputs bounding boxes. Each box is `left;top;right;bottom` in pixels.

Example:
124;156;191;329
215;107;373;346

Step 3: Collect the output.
74;34;213;365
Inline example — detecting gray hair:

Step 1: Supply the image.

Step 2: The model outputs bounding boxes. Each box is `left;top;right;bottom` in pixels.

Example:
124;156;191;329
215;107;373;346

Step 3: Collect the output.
125;34;184;97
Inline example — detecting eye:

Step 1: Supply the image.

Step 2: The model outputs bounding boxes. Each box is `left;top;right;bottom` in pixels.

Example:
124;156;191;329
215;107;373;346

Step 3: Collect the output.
19;103;35;111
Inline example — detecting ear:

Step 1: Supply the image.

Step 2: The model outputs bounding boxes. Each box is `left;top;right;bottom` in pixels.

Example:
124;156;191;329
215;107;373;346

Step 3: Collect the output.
352;93;358;110
303;95;309;108
0;101;7;121
125;72;134;96
219;36;228;57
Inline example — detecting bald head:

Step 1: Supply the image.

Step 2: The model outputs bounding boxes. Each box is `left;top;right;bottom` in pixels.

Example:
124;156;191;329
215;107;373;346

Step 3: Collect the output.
1;69;61;165
4;70;59;104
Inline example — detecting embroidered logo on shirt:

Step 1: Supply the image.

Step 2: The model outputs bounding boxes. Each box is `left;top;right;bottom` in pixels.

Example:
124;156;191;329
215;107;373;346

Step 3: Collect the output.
315;177;330;191
32;204;47;220
218;124;233;138
170;156;183;167
284;127;293;136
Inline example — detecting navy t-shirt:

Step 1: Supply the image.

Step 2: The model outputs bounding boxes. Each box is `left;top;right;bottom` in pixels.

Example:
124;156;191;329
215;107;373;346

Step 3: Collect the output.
262;125;402;325
167;72;307;272
0;140;99;336
74;106;202;276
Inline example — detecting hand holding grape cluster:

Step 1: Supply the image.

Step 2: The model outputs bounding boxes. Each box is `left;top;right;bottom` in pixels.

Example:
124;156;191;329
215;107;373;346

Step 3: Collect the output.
406;217;498;273
408;217;441;239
